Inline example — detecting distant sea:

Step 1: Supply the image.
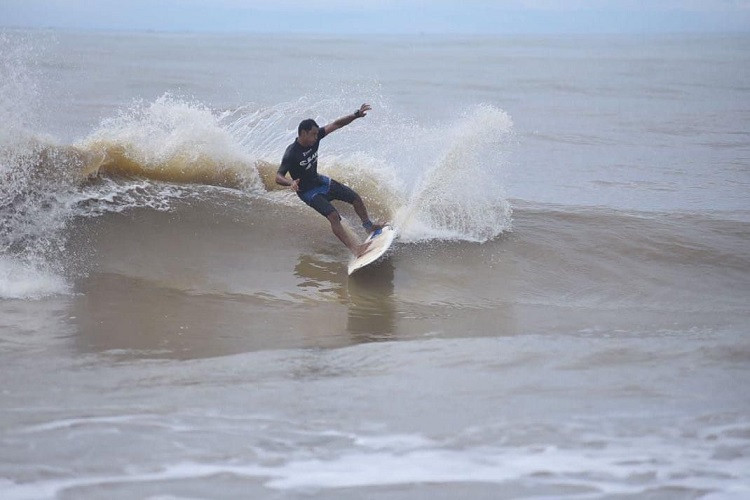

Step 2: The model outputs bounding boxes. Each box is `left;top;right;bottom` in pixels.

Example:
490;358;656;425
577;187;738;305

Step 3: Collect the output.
1;30;749;499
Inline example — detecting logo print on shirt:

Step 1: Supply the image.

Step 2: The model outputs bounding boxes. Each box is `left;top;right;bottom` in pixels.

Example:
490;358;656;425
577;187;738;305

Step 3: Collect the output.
299;151;318;169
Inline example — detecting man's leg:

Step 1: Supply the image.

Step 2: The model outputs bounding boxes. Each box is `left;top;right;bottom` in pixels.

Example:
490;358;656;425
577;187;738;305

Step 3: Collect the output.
306;192;369;256
327;211;367;256
353;195;383;233
352;195;372;226
329;180;382;233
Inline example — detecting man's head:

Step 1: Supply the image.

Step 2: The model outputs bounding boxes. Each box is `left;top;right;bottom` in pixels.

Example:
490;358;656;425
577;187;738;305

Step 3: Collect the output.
297;119;319;147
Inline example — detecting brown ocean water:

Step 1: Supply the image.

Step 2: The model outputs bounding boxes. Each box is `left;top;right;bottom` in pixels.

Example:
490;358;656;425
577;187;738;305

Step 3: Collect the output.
1;30;749;498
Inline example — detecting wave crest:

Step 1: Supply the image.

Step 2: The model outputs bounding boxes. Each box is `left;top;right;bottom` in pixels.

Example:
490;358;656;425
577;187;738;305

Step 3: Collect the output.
78;94;263;190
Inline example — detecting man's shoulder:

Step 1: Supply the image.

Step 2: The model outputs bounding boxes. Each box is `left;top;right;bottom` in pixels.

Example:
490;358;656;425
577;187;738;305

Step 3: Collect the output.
282;141;300;161
279;141;299;174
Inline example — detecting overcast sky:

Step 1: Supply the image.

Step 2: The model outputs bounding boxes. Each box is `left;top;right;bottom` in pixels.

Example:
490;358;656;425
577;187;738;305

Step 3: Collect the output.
2;0;749;34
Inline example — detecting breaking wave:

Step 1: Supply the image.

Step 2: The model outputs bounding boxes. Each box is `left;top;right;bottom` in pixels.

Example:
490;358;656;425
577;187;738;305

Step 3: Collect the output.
1;89;514;299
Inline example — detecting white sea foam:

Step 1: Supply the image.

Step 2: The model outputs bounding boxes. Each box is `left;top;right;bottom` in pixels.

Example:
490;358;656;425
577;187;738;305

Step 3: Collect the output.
0;257;69;300
395;104;514;243
3;432;748;498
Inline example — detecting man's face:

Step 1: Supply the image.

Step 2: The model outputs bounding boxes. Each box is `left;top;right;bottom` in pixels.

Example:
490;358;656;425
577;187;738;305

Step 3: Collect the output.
299;127;319;147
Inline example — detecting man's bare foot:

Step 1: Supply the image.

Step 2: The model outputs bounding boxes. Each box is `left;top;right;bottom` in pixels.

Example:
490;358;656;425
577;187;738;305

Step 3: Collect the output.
367;223;384;234
356;241;372;257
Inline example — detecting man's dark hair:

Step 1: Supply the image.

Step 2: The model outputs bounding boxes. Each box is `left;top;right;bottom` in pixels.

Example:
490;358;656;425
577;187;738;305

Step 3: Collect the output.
298;119;319;135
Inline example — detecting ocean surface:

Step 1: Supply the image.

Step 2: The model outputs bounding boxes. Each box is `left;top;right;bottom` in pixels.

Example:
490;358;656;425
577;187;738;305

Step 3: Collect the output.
1;30;749;499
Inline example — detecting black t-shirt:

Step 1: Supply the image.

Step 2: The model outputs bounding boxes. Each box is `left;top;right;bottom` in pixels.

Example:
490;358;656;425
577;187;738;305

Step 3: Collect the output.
278;127;328;194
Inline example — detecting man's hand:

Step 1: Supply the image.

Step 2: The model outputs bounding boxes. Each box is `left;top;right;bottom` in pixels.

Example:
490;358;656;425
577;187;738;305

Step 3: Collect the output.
325;104;373;135
355;103;372;118
276;172;299;191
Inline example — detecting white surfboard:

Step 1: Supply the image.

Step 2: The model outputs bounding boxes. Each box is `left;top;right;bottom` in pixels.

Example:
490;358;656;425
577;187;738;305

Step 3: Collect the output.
348;225;396;275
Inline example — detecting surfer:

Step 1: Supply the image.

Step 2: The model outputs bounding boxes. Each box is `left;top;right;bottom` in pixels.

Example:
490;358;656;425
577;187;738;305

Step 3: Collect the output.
276;103;382;256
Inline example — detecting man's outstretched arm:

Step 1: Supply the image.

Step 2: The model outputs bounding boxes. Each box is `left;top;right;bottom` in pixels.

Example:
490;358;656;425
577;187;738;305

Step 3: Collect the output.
323;103;371;135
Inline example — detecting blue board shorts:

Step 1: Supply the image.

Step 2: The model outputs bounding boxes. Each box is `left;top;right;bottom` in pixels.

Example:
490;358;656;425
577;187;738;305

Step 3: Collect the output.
298;176;359;217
